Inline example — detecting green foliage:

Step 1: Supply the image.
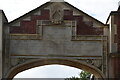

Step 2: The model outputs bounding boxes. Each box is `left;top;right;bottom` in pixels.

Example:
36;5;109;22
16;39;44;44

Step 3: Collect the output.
65;71;91;80
79;71;91;80
65;76;80;80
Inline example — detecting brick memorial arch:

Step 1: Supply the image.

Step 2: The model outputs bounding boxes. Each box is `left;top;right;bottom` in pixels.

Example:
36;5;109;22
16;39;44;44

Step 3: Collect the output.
0;0;120;79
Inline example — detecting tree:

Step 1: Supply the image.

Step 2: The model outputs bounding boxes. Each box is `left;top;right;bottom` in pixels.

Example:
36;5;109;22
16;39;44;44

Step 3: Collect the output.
79;71;91;80
65;71;91;80
65;76;80;80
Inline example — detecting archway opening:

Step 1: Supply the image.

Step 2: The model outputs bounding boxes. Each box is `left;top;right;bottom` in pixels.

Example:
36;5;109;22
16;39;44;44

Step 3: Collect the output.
14;64;82;78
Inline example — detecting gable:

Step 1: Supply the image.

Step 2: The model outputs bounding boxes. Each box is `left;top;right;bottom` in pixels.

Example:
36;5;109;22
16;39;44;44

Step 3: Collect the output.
9;1;105;35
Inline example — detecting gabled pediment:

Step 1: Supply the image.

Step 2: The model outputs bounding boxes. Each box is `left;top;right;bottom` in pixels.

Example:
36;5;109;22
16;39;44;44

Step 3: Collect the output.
9;1;104;25
9;1;105;35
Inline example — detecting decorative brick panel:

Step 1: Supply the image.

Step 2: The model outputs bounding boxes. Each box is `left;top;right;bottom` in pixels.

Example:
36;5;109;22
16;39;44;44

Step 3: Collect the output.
64;10;73;16
63;10;103;35
10;10;50;34
10;27;23;34
77;24;103;35
10;21;36;34
31;10;50;20
20;21;36;34
10;9;103;35
64;10;74;20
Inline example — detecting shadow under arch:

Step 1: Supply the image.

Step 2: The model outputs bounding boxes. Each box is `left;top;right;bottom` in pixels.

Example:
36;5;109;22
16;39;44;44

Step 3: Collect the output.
6;58;105;79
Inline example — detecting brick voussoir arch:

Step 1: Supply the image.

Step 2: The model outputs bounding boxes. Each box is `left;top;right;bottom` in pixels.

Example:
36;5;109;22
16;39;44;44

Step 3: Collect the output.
6;58;105;79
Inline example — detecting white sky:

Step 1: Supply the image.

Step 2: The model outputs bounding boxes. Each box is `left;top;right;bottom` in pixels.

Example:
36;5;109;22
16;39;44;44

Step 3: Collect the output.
0;0;119;23
14;65;81;78
0;0;119;78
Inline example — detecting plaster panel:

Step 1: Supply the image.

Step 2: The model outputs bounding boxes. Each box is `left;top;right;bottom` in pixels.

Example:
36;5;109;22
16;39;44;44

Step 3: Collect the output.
10;40;102;56
43;26;71;41
64;41;103;56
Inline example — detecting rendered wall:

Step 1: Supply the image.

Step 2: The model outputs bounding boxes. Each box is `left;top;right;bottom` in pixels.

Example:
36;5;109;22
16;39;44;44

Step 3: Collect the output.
10;26;103;56
0;10;3;80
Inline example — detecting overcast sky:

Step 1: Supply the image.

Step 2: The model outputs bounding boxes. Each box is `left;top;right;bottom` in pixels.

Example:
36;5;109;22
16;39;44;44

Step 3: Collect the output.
14;65;81;78
0;0;119;23
0;0;120;78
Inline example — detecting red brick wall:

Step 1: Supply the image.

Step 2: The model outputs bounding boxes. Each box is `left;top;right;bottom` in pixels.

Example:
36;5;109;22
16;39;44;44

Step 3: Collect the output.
10;21;36;34
109;56;120;78
64;10;74;20
114;14;120;52
10;9;103;35
10;10;50;34
31;10;50;20
64;10;103;35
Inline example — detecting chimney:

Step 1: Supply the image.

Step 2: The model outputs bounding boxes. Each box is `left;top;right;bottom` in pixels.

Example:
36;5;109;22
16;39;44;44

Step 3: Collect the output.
50;0;64;2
